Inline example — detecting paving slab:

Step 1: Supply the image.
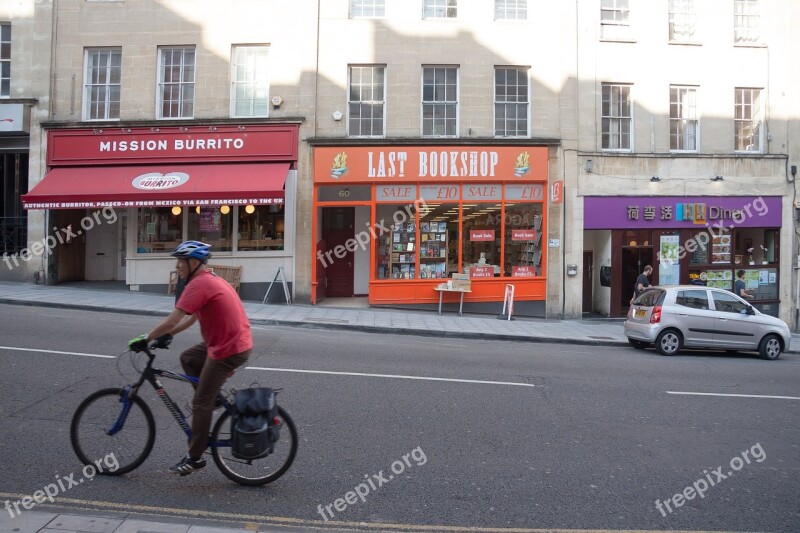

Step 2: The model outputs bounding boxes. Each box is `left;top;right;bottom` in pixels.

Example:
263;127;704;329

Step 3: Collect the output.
42;515;122;533
0;511;58;533
112;519;189;533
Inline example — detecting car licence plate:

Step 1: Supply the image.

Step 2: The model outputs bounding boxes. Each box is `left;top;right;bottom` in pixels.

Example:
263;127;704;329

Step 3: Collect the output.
635;309;646;318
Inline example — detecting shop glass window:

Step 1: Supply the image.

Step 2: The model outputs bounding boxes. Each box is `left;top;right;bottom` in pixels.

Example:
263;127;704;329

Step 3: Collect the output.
670;86;697;151
1;153;27;254
84;48;121;121
348;66;385;137
417;202;456;279
231;45;269;118
734;0;759;44
495;0;526;20
462;203;502;277
495;67;529;137
0;23;10;97
601;83;631;150
188;206;232;252
504;203;543;277
237;204;284;251
376;204;418;279
711;291;749;314
735;87;762;152
668;0;696;41
676;289;708;310
423;0;457;19
158;47;195;119
351;0;385;18
136;207;182;254
422;66;458;137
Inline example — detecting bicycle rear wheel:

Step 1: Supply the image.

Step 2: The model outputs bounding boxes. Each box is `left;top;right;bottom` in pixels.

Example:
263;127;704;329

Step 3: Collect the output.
71;388;155;475
211;406;297;486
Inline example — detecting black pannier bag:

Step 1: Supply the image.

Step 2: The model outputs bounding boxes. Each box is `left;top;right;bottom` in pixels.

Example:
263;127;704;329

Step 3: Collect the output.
230;387;280;460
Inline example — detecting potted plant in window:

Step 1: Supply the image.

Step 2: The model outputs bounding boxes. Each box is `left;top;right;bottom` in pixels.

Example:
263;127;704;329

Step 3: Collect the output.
746;247;755;265
760;245;769;264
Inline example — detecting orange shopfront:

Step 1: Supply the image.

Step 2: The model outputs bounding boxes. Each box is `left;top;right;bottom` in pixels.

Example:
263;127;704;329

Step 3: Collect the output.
312;146;550;316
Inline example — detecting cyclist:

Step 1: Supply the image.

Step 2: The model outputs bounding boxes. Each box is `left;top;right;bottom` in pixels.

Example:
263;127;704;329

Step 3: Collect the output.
128;240;253;475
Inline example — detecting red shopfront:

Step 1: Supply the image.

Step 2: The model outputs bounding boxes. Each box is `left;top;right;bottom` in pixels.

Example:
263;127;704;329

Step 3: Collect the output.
22;125;298;295
312;146;550;316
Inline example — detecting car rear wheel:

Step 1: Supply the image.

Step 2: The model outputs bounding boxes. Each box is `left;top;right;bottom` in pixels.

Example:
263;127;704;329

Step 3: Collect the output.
656;329;682;356
758;334;782;360
628;339;648;350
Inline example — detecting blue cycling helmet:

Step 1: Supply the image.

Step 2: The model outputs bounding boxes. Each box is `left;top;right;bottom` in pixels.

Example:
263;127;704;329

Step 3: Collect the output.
170;240;212;262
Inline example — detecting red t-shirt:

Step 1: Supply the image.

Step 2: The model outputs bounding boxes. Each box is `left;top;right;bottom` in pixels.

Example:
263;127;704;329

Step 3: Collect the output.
176;270;253;359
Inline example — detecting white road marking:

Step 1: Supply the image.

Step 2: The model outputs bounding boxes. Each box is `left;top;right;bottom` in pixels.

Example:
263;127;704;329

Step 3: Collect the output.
246;366;535;387
0;346;116;359
667;391;800;401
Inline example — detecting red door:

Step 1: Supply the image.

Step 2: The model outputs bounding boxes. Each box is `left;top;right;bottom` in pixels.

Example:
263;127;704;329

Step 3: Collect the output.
322;207;355;297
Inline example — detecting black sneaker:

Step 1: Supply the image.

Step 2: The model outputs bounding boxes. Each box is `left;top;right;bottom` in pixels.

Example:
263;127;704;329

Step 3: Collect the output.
169;454;206;476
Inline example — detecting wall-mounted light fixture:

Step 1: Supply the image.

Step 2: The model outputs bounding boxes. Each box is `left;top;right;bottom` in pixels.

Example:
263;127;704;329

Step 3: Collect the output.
650;176;661;183
209;126;217;132
332;111;343;121
586;159;593;173
151;127;160;133
711;175;724;182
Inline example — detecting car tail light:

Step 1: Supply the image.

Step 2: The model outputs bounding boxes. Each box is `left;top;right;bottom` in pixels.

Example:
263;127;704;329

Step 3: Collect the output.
650;305;662;324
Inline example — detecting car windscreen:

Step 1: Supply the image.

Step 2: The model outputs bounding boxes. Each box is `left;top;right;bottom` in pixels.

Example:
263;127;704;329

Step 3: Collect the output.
633;288;665;307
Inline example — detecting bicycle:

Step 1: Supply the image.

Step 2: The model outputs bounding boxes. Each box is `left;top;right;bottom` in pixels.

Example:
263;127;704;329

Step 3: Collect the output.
70;343;298;486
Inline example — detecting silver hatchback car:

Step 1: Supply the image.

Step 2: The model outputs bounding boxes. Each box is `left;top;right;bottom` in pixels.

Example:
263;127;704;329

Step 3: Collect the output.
624;285;791;359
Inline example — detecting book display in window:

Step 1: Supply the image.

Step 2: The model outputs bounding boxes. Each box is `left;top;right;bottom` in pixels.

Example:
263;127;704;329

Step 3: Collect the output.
386;223;417;279
419;221;449;279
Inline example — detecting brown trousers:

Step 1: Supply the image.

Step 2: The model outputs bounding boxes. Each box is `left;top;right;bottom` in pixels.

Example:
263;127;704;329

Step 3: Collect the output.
180;342;251;459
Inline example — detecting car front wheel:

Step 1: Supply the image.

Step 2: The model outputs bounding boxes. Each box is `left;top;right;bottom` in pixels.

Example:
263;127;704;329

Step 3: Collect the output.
656;329;682;356
758;334;782;360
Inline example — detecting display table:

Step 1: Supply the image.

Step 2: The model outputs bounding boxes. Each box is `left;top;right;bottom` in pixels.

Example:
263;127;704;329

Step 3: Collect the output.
434;286;471;316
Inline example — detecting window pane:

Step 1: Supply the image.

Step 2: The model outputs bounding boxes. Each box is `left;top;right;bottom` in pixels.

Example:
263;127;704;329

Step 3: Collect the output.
504;203;543;277
136;208;182;254
237;205;285;251
348;66;385;137
231;45;269;117
462;203;502;277
159;47;195;119
188;206;233;252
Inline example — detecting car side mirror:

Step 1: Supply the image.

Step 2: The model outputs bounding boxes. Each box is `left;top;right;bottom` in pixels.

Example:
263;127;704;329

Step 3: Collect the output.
746;305;756;315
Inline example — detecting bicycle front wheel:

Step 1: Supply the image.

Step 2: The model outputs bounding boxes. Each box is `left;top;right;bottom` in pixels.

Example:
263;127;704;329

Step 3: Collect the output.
211;406;298;486
70;388;155;475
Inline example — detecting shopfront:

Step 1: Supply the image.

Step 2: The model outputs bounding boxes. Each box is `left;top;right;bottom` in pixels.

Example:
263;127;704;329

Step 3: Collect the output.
22;124;298;299
312;146;550;316
584;196;783;317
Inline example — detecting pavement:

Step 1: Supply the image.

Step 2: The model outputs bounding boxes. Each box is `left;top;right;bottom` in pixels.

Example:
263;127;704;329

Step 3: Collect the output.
1;280;798;533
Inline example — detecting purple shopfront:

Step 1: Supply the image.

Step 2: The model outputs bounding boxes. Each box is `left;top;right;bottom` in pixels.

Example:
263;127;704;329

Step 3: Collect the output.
584;196;782;318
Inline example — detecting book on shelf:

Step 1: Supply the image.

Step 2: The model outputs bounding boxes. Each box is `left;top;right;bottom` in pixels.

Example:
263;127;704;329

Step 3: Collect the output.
421;222;430;232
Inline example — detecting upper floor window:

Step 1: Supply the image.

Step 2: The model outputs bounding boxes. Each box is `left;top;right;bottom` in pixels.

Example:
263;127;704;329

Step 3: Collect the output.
348;65;385;137
670;86;697;151
734;0;760;45
83;48;121;121
422;66;458;137
494;67;529;137
424;0;457;19
0;23;9;97
495;0;527;20
735;87;762;152
231;45;269;118
158;47;195;119
600;0;630;39
351;0;385;18
669;0;697;42
601;83;631;151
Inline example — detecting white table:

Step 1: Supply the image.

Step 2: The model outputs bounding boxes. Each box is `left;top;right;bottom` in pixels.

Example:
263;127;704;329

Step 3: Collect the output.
434;286;472;316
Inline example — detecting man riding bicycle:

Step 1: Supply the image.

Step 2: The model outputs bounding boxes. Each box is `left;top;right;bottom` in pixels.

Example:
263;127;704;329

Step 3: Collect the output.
128;240;253;475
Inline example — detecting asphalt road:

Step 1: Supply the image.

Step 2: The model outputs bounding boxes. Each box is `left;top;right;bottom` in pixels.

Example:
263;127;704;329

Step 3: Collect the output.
0;303;798;532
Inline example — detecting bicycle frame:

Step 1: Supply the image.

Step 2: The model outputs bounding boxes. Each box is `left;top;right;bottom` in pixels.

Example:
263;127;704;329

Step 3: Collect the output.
108;350;231;448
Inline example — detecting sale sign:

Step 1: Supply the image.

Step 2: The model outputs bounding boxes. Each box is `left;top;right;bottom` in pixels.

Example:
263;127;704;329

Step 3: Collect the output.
512;266;536;277
511;229;536;241
469;266;494;278
470;229;495;241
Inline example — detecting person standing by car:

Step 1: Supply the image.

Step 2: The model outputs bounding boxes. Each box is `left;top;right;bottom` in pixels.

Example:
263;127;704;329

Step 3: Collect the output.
631;265;653;303
735;269;754;300
127;241;253;476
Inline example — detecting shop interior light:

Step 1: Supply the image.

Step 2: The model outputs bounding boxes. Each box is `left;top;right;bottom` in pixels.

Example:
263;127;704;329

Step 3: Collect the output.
245;204;256;214
171;206;182;215
220;205;231;215
195;206;201;214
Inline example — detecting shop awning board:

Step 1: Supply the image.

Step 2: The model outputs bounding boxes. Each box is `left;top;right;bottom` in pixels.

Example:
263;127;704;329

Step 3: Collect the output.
22;163;288;209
